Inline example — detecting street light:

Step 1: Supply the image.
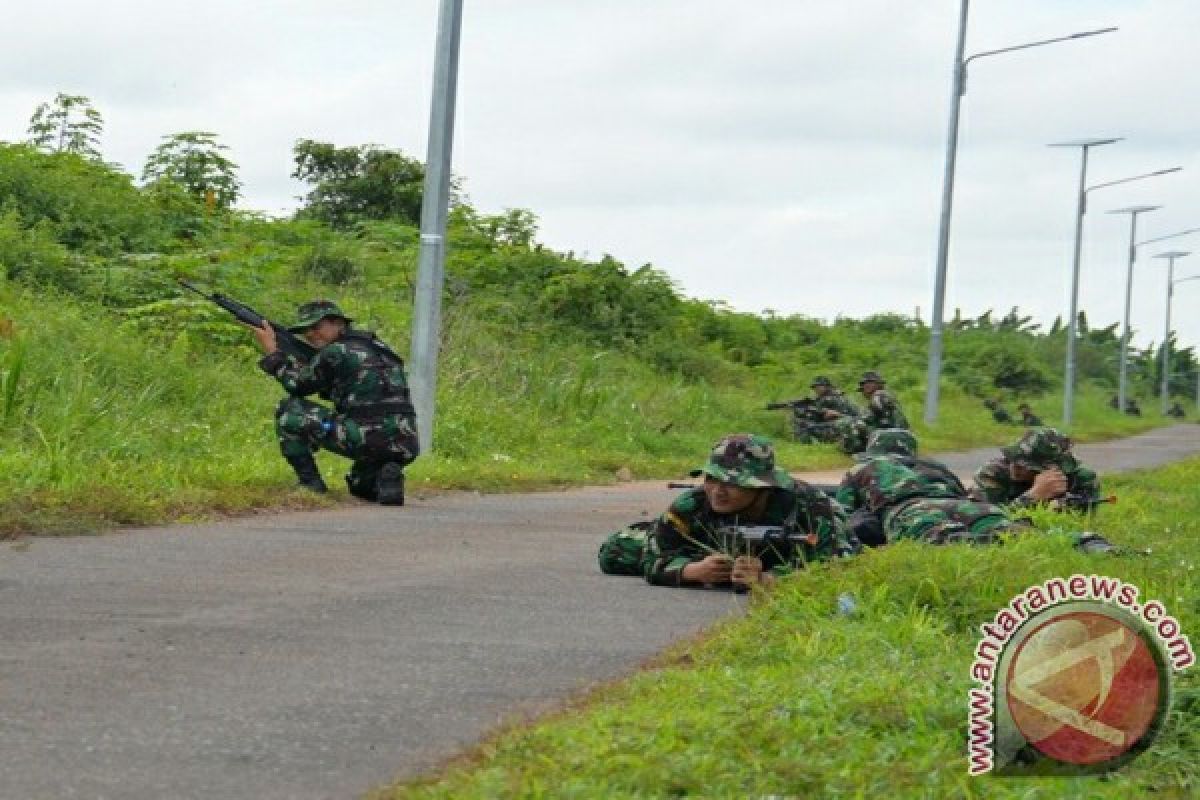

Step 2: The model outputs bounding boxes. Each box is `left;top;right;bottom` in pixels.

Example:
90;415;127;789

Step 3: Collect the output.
1047;138;1120;428
1152;251;1193;414
1106;205;1160;414
1049;155;1180;426
922;2;1117;424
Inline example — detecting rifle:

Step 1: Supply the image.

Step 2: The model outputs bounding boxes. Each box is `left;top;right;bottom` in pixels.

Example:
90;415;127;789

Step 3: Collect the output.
666;482;841;499
1059;493;1117;513
765;397;844;443
714;524;820;592
178;280;317;363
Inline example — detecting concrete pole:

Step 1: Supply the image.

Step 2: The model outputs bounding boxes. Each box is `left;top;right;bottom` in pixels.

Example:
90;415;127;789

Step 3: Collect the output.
1161;257;1174;415
923;0;970;425
410;0;464;455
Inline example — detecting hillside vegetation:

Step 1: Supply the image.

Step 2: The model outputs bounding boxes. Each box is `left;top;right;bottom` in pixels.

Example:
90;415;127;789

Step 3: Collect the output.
0;135;1193;535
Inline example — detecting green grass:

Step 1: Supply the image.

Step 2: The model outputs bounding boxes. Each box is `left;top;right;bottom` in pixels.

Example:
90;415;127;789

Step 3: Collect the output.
371;458;1200;799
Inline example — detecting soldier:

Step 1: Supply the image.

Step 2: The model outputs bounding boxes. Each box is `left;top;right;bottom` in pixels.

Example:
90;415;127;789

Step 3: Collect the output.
1017;403;1042;427
970;428;1099;511
1125;398;1143;416
836;430;1022;546
1167;401;1186;419
837;370;909;454
984;398;1014;425
640;434;857;589
246;300;419;505
811;376;862;420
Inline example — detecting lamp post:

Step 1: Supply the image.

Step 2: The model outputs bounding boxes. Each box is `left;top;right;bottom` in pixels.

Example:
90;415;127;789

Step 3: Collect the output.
1047;138;1119;427
1152;252;1193;413
922;3;1117;424
1106;205;1160;414
1048;155;1180;426
410;0;465;454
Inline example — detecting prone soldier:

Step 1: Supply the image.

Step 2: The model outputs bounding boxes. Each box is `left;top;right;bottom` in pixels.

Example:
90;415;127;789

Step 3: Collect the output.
970;427;1102;512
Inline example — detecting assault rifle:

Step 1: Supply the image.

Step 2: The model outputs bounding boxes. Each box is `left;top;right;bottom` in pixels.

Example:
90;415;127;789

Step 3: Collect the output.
1058;493;1117;513
178;280;317;363
715;524;821;592
666;482;840;498
765;397;844;443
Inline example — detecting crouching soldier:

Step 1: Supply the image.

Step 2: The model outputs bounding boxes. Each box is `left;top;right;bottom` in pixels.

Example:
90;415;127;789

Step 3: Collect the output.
600;434;857;589
246;300;419;505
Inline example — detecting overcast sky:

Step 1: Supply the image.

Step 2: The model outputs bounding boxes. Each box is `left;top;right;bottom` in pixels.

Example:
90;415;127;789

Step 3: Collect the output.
3;0;1199;354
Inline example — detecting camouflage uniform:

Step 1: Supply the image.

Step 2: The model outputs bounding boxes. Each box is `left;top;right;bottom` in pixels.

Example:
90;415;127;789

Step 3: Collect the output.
259;300;419;503
984;399;1013;425
971;427;1098;509
836;429;1020;545
641;434;857;587
1017;405;1042;427
838;371;909;454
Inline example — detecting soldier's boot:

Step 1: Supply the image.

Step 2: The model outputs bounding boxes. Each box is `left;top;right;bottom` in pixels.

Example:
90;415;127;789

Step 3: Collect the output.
376;463;406;506
285;454;328;494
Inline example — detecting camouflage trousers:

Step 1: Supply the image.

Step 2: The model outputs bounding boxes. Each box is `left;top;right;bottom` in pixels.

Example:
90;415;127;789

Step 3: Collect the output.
836;417;870;455
883;497;1019;545
275;397;419;498
597;521;654;575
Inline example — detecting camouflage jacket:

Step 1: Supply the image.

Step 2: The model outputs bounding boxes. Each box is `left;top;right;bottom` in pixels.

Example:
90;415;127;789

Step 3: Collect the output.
259;329;416;422
863;388;909;430
971;456;1099;507
836;455;964;516
814;391;861;419
644;485;856;586
1020;411;1043;426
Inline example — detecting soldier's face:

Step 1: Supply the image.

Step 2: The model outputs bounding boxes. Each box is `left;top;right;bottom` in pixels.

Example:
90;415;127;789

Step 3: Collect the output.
703;477;763;514
813;385;830;397
303;318;344;348
860;381;879;396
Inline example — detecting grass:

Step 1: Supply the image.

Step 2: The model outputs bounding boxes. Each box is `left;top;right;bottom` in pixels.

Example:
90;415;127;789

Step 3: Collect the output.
0;278;1179;537
371;457;1200;799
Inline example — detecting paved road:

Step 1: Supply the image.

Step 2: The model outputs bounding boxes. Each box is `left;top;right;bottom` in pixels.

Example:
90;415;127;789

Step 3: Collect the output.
2;424;1198;799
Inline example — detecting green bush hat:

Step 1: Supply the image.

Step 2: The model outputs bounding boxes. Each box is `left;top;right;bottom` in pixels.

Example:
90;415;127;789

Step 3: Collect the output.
689;433;795;490
1002;427;1072;469
858;370;885;386
287;300;352;333
864;428;918;458
810;375;834;388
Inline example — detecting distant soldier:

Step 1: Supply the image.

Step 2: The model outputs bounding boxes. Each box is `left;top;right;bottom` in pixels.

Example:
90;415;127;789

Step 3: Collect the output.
1109;394;1120;410
836;430;1023;546
1125;398;1142;416
971;428;1100;512
1016;403;1042;427
837;370;909;454
764;376;861;444
246;300;419;505
984;398;1014;425
1167;401;1186;419
811;376;862;419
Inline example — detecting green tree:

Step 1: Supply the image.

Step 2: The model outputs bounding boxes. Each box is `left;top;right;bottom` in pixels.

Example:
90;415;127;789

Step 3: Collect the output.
142;131;241;210
26;93;104;159
292;139;430;229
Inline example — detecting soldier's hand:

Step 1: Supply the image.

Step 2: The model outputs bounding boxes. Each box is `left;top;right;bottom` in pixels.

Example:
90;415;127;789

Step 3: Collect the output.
1029;468;1068;501
682;554;734;584
731;555;766;587
823;410;842;420
244;320;279;354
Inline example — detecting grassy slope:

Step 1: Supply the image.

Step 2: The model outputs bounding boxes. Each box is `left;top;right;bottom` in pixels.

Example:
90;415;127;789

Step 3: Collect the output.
0;276;1173;536
374;458;1200;799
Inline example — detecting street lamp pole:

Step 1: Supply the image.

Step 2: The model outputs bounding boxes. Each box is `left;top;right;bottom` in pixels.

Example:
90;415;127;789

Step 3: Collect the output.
410;0;465;455
922;9;1117;424
1049;138;1119;428
1152;252;1193;413
1106;205;1160;414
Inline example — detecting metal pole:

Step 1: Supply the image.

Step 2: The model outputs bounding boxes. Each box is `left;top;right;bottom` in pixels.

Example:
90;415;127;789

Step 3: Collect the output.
1063;146;1090;428
410;0;464;455
923;0;969;425
1161;257;1174;414
1118;212;1137;412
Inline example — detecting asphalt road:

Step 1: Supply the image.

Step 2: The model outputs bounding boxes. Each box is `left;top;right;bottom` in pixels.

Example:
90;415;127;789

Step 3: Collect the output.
2;424;1198;799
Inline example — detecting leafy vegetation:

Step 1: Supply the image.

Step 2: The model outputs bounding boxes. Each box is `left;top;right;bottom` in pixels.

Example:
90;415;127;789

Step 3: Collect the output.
372;458;1200;799
0;95;1194;536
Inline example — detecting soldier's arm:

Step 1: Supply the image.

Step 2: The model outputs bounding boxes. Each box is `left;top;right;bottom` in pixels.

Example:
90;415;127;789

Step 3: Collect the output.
790;488;858;569
643;500;718;587
970;462;1012;505
259;343;344;397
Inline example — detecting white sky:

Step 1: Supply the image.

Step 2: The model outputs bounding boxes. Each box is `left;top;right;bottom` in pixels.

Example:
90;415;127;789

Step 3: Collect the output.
2;0;1199;354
